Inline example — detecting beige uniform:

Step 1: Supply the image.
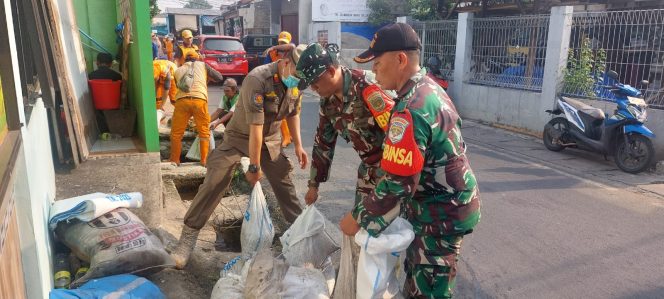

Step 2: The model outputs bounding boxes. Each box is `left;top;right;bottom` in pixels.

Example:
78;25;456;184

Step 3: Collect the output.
184;62;303;229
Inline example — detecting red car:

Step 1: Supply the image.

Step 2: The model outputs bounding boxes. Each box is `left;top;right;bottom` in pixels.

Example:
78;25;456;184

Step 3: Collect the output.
197;35;248;80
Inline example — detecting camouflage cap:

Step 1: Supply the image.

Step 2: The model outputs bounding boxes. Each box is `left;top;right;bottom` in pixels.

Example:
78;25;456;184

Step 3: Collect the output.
295;43;339;90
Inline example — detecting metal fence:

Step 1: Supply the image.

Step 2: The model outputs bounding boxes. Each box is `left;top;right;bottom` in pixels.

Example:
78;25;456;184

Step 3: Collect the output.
561;9;664;109
468;15;550;92
411;20;458;80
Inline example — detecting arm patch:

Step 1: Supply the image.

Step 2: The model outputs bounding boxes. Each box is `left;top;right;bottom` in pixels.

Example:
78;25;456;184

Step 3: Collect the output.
381;109;424;176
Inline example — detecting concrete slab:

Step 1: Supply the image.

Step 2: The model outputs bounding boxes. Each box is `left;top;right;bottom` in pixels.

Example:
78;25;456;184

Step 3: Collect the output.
55;153;163;228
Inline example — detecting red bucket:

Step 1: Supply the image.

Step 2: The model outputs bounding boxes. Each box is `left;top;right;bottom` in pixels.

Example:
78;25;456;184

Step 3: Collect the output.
89;79;122;110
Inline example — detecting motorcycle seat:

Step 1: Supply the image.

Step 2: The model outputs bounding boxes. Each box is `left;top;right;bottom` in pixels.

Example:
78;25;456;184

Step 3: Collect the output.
562;97;605;120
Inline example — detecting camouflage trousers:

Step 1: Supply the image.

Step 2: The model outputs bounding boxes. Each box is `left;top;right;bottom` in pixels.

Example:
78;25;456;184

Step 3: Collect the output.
404;234;464;299
354;162;385;206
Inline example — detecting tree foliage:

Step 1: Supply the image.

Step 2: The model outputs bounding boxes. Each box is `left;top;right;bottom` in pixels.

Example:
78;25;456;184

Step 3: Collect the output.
184;0;213;9
149;0;160;20
367;0;394;26
564;38;607;97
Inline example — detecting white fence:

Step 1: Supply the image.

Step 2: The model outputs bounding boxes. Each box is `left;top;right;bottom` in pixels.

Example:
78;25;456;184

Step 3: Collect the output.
413;8;664;109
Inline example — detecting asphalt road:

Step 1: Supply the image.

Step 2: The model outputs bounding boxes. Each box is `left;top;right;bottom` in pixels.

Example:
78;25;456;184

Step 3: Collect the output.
210;86;664;298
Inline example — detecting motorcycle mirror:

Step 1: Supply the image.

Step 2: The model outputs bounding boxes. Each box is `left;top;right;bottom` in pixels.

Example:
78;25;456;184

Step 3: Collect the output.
641;80;650;87
608;70;619;80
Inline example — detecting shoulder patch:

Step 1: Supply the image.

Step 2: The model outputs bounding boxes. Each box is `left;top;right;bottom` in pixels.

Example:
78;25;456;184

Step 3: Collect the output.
388;116;409;144
253;93;264;107
381;109;424;177
366;91;386;111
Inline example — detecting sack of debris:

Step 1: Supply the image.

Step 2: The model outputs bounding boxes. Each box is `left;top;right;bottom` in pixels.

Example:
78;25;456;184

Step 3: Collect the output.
49;192;143;230
186;134;216;161
240;180;274;259
252;251;332;299
333;235;358;299
354;217;414;299
55;208;175;288
50;274;165;299
279;205;341;268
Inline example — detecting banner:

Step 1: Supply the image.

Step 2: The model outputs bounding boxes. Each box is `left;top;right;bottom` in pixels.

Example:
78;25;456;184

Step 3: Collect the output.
312;0;370;22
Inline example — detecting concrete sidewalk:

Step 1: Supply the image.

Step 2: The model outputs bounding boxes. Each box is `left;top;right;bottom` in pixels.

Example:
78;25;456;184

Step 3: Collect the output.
462;120;664;199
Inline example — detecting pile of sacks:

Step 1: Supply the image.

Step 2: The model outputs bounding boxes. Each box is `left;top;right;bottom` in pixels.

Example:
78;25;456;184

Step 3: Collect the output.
211;175;340;299
211;158;417;299
48;192;171;298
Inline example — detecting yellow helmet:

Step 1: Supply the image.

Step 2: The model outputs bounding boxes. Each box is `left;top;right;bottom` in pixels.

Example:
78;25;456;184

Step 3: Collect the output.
278;31;292;44
181;29;193;39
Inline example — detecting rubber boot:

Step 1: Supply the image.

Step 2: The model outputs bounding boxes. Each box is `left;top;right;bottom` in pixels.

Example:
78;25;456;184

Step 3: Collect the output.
169;140;182;166
199;138;209;167
170;225;200;270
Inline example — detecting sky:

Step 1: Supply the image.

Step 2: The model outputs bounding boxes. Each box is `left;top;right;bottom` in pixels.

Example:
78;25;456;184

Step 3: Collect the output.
157;0;236;10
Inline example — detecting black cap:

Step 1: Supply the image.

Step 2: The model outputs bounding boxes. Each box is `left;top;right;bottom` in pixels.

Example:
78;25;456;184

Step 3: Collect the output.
354;23;421;64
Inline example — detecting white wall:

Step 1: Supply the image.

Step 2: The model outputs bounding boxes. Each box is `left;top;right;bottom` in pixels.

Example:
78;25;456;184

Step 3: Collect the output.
3;0;56;297
309;22;340;46
14;99;56;299
239;3;256;31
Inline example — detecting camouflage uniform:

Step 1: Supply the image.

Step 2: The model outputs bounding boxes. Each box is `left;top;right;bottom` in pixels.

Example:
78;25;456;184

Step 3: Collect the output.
309;67;388;204
352;68;481;298
296;43;394;205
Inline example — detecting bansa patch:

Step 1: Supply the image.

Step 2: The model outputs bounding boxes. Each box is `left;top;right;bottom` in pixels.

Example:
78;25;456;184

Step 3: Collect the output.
381;109;424;176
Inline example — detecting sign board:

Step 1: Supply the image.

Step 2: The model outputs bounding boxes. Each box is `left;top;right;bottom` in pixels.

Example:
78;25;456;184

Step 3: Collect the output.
312;0;370;22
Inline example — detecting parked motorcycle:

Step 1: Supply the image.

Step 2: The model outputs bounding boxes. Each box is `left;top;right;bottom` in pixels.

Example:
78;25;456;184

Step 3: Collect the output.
543;70;655;173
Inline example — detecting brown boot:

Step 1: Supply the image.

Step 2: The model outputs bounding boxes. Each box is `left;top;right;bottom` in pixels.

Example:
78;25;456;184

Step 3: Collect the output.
170;225;200;270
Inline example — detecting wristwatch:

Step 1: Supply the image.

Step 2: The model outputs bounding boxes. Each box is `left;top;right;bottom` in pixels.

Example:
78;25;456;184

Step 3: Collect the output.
248;164;260;173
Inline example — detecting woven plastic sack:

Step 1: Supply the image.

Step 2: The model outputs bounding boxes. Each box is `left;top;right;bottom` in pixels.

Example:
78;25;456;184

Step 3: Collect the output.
240;181;274;259
185;134;215;161
332;235;357;299
354;217;414;299
55;208;174;288
279;205;341;268
280;265;330;299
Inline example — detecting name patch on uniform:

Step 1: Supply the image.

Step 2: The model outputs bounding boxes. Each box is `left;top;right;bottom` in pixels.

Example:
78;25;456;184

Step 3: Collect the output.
388;117;409;144
254;93;264;107
383;143;413;167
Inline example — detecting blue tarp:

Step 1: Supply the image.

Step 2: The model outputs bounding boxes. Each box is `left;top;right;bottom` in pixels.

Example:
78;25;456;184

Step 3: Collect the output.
50;274;164;299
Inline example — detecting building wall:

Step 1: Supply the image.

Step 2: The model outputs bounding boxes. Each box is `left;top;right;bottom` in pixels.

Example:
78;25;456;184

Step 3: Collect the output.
252;0;271;34
127;0;159;152
73;0;119;73
2;1;55;297
282;0;298;15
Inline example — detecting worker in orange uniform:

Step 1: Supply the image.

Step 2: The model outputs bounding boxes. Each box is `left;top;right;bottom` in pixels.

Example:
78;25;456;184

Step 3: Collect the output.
170;53;224;166
264;31;294;147
174;29;200;66
164;34;175;61
153;59;178;109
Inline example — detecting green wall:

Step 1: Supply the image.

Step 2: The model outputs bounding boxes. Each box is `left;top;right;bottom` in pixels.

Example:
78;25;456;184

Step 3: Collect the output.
73;0;159;152
73;0;118;73
128;0;159;152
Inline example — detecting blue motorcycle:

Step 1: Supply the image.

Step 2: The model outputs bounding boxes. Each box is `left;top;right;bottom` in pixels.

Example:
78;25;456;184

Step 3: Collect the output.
543;70;655;173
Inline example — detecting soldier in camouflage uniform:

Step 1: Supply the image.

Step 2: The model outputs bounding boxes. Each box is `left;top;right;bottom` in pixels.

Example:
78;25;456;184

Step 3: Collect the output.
340;23;481;298
294;43;395;206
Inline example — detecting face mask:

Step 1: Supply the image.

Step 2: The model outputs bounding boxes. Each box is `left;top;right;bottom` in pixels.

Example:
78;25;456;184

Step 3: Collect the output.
282;75;300;89
280;61;301;88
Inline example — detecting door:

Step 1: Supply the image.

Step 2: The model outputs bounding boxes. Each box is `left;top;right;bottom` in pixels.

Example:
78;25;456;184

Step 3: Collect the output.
281;14;299;44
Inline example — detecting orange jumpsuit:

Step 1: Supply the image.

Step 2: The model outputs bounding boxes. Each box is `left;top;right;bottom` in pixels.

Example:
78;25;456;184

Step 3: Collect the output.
164;39;174;61
153;60;178;109
171;61;223;166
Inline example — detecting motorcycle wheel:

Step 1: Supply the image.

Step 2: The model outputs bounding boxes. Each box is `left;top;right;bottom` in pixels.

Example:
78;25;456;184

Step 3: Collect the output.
543;117;569;152
615;134;655;174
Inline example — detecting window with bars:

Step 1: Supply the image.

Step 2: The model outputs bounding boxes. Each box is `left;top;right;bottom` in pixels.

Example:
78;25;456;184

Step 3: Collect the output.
468;15;550;92
562;9;664;109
